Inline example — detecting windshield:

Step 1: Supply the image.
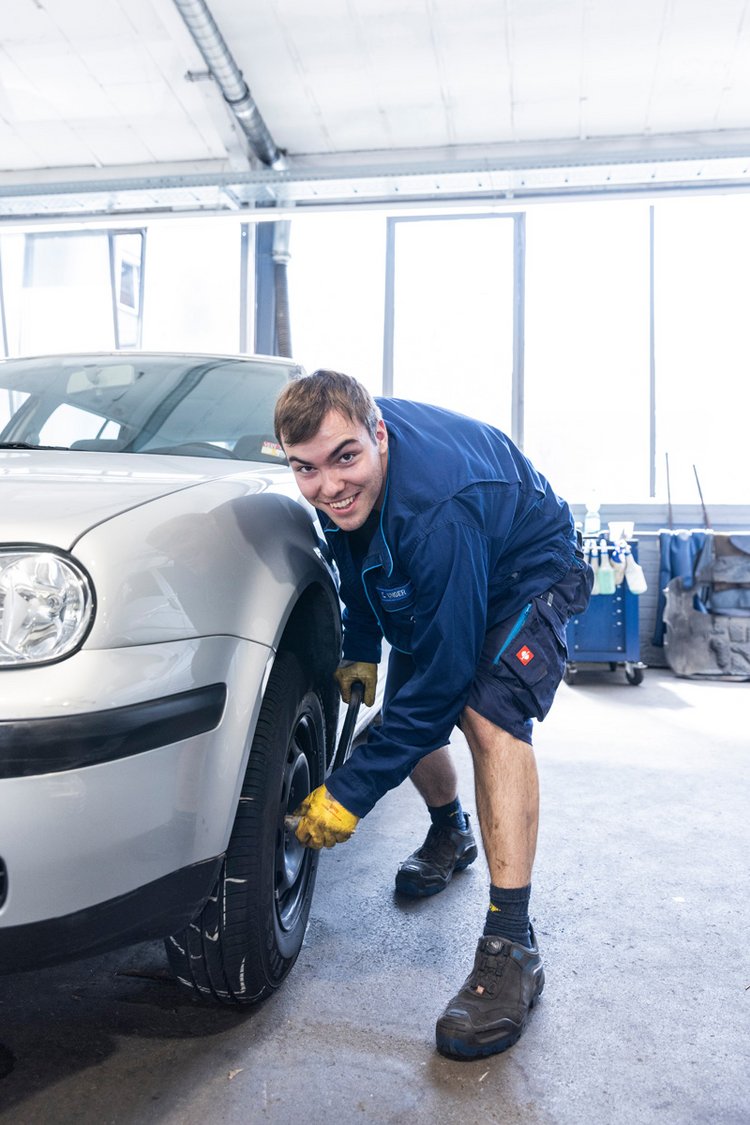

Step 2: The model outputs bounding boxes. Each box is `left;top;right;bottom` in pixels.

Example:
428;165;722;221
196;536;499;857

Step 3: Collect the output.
0;354;300;463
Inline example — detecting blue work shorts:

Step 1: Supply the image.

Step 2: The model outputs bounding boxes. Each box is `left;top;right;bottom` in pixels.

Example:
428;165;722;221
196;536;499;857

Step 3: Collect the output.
465;555;593;743
384;554;593;747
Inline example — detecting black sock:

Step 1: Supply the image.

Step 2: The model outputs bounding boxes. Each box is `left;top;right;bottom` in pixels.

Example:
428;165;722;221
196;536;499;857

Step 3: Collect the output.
427;797;467;832
483;884;532;947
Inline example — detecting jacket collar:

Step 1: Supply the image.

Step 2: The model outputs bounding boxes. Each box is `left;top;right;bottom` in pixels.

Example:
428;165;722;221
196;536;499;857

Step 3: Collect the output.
321;460;394;577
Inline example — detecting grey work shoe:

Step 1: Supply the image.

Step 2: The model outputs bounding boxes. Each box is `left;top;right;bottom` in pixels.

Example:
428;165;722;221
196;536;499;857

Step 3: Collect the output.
435;929;544;1059
394;815;478;897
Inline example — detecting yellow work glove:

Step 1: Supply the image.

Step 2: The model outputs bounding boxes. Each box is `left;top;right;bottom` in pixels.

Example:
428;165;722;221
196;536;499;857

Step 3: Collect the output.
292;785;359;849
334;660;378;708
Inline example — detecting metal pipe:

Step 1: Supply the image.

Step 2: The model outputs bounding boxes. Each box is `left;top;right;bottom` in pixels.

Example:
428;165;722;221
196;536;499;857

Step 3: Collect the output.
272;220;293;356
171;0;285;170
172;0;291;356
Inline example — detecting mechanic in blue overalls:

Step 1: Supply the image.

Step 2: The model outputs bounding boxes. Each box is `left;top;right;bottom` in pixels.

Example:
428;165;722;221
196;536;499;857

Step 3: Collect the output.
274;370;592;1061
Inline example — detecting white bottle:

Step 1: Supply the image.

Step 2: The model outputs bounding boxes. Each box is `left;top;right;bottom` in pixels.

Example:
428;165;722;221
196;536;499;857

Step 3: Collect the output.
583;496;601;537
597;538;616;595
622;543;648;595
589;540;600;595
610;542;626;586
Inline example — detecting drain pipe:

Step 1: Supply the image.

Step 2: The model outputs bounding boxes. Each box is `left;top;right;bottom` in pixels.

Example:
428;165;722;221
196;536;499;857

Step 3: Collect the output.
271;220;293;358
172;0;293;355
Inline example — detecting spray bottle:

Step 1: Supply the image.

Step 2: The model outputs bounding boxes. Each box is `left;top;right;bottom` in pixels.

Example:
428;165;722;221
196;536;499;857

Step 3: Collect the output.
622;542;648;595
588;539;600;595
597;538;616;595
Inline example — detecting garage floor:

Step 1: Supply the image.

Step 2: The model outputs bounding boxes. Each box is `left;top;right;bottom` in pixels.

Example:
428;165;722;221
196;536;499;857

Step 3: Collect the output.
0;669;747;1125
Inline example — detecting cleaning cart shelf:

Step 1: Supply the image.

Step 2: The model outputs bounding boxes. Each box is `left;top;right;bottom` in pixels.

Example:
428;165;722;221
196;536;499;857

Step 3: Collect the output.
565;539;646;685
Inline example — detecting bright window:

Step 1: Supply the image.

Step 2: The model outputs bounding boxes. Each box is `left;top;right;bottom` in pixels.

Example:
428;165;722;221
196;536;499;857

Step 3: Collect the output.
286;213;387;396
17;234;116;354
389;215;516;430
140;220;242;354
653;194;750;506
523;200;652;504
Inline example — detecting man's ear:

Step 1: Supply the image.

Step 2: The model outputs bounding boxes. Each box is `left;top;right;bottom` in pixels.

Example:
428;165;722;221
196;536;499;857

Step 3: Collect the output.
375;418;388;452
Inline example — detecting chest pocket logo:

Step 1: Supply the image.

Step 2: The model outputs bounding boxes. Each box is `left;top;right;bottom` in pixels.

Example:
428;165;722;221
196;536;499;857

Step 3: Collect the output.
376;580;415;613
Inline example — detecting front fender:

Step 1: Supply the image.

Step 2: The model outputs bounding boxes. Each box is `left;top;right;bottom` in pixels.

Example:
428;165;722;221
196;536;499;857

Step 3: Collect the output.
75;480;337;650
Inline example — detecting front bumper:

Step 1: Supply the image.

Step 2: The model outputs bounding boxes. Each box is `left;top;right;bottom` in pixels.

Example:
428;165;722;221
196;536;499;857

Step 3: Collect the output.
0;682;227;778
0;857;223;973
0;636;272;965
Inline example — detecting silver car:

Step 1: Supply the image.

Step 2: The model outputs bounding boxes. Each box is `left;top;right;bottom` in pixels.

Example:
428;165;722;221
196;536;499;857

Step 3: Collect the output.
0;352;350;1005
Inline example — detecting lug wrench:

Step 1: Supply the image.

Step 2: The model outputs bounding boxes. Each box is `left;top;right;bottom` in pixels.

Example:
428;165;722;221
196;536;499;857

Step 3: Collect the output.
284;679;365;832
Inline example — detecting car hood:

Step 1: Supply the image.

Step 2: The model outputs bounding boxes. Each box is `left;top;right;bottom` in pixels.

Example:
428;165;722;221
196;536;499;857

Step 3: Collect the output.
1;449;277;550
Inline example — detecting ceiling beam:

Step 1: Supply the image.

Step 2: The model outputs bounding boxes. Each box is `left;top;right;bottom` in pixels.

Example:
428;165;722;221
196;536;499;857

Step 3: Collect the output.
2;129;750;222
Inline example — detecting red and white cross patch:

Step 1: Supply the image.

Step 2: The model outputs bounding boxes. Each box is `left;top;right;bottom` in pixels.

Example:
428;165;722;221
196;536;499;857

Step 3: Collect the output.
516;645;535;665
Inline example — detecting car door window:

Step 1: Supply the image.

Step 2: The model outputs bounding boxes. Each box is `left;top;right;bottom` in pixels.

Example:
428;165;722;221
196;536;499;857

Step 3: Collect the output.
38;404;119;447
0;390;30;429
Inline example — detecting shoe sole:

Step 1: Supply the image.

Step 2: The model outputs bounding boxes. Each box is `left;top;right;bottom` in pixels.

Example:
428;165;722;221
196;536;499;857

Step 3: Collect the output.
435;978;544;1060
394;846;478;898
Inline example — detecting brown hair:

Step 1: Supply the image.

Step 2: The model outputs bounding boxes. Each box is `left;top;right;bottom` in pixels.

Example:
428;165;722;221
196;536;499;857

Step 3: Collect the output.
274;369;382;447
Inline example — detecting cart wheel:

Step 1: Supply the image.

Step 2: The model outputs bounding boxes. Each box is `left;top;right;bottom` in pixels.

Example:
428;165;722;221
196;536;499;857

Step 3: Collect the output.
625;665;644;686
564;664;578;685
609;662;617;672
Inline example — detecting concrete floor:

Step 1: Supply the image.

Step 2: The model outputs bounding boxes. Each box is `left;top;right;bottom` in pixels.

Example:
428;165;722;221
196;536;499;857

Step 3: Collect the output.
0;668;747;1124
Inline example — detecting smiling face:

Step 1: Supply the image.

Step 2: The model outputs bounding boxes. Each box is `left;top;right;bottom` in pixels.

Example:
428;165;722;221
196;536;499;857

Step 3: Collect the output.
282;409;389;531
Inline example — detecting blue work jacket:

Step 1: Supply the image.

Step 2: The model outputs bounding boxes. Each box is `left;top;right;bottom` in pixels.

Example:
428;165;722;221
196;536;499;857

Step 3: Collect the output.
322;398;577;818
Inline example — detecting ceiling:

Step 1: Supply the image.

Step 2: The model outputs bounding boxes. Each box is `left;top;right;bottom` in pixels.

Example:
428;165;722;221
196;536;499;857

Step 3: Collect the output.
2;0;750;222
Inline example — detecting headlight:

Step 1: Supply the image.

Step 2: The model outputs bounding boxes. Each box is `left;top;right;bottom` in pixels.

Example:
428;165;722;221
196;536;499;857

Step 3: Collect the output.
0;551;94;667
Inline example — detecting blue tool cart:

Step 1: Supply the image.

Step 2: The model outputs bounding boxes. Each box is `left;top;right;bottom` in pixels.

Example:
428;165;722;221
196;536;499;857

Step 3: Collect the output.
565;539;647;686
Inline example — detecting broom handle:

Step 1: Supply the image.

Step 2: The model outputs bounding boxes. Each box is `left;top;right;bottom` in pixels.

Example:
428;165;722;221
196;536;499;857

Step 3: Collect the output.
665;452;673;529
692;464;711;529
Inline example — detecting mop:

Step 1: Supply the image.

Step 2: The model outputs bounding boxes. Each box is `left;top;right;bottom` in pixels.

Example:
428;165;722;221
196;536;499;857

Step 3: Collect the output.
693;464;711;529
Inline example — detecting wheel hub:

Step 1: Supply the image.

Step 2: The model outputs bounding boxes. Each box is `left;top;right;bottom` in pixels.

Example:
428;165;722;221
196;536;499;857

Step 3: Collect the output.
275;710;318;931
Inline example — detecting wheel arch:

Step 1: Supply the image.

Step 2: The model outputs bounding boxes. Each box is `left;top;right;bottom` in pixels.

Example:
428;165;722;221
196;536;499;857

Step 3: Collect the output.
275;580;342;771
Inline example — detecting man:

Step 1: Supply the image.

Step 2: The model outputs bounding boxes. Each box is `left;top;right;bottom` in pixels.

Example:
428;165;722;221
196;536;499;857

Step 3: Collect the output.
274;370;592;1060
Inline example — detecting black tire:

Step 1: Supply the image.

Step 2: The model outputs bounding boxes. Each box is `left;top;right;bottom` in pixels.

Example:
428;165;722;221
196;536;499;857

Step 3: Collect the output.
563;664;578;685
165;650;325;1005
625;665;644;686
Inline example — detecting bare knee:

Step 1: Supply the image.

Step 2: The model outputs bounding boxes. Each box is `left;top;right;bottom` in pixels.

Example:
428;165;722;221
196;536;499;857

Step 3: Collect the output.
461;705;529;761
